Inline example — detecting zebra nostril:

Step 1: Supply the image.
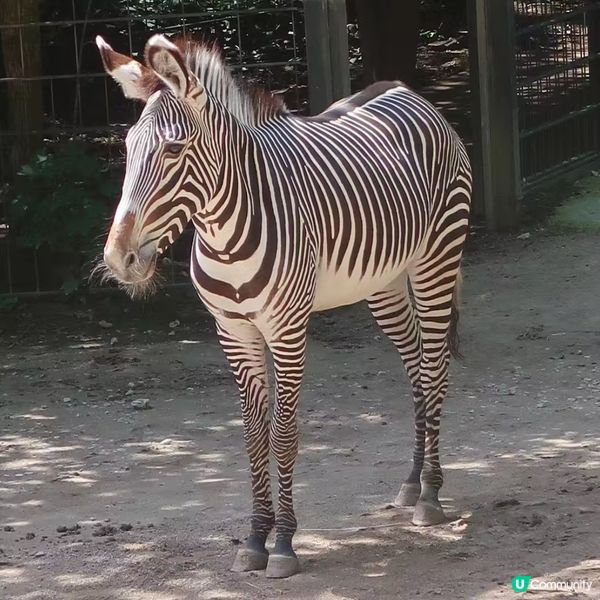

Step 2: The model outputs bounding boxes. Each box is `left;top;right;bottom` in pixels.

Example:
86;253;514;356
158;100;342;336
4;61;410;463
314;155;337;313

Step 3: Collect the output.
124;251;136;269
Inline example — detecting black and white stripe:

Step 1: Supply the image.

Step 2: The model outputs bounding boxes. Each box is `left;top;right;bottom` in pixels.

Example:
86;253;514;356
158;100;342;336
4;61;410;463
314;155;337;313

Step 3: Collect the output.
101;37;472;578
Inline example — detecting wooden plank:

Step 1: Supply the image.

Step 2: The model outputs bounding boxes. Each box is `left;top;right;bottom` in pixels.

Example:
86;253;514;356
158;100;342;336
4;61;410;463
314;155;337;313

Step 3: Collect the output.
305;0;333;114
328;0;350;101
305;0;350;114
470;0;521;230
466;0;484;219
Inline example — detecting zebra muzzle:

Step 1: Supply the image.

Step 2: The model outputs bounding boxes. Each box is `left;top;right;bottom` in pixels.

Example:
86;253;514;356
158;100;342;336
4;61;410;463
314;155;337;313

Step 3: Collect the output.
104;217;157;284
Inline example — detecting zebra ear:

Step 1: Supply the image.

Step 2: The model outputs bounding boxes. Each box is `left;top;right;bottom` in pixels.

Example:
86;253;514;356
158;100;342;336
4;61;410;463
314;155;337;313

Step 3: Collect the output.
145;35;190;99
96;36;154;101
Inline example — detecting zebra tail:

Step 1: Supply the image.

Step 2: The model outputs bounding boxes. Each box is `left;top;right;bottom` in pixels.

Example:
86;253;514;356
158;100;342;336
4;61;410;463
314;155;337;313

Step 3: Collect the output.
448;269;463;361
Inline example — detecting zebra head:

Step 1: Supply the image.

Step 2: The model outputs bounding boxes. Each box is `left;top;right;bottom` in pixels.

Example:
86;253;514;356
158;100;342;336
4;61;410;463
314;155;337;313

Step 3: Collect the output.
96;35;215;297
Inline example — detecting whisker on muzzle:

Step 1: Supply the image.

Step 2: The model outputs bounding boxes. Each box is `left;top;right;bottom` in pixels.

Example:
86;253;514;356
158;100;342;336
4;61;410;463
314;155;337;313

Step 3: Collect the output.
89;253;163;299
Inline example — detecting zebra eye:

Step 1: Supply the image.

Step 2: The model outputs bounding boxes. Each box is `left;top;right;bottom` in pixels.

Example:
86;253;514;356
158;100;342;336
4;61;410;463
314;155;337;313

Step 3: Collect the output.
165;142;184;156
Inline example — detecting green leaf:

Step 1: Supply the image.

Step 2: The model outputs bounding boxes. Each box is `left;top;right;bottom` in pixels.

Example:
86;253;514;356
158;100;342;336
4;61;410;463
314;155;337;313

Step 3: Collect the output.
0;295;18;311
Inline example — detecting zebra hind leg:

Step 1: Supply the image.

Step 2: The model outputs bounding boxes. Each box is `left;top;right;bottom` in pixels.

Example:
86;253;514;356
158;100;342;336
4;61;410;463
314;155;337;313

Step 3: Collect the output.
409;219;468;526
367;279;424;508
216;321;274;571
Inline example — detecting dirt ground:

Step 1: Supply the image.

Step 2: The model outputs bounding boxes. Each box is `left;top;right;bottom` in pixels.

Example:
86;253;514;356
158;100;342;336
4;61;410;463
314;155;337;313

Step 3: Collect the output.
1;232;599;600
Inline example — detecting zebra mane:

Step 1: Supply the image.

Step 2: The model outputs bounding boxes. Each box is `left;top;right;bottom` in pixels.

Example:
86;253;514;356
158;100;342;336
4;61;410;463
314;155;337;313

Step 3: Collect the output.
174;38;287;126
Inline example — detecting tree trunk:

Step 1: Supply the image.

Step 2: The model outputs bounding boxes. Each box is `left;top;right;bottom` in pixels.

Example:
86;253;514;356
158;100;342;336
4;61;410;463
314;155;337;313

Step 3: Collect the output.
352;0;419;86
0;0;43;178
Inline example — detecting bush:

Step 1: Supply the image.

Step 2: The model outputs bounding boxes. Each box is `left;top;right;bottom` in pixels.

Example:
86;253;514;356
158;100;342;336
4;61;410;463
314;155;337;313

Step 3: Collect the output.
7;144;118;291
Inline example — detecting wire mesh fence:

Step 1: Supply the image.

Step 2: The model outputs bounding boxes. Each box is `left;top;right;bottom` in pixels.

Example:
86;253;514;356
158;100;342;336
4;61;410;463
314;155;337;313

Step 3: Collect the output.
0;0;307;295
514;0;600;188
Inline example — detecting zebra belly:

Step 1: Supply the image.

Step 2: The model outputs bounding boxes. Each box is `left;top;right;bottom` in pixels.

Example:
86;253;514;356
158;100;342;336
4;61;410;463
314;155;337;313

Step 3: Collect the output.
312;263;406;312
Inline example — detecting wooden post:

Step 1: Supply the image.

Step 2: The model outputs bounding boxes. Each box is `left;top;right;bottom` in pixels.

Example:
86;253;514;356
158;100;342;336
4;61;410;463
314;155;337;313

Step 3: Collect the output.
353;0;419;86
587;2;600;153
469;0;521;230
305;0;350;114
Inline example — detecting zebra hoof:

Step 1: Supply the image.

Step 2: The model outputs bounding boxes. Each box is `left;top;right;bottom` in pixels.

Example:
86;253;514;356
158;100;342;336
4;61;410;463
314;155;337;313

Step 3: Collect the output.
394;483;421;507
231;547;269;572
412;499;447;526
265;554;300;578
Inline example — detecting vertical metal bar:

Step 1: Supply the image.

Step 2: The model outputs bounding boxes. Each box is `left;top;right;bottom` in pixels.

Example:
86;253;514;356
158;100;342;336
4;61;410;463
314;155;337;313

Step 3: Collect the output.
18;24;25;76
7;242;14;295
72;0;81;128
304;0;349;114
290;1;301;110
471;0;521;230
104;77;110;125
34;248;40;293
236;2;244;65
50;78;56;121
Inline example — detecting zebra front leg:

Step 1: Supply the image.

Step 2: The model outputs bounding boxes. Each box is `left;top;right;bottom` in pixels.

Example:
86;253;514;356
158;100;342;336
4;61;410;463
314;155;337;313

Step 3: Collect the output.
216;321;274;571
367;281;424;507
264;332;306;578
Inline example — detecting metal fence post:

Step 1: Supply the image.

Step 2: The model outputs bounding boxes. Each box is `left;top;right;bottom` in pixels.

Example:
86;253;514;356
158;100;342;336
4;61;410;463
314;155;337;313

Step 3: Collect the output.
305;0;350;114
469;0;521;230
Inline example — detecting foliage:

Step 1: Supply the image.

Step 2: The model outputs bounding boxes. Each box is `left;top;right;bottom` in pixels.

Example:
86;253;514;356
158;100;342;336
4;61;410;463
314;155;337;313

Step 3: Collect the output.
0;295;18;311
7;144;117;291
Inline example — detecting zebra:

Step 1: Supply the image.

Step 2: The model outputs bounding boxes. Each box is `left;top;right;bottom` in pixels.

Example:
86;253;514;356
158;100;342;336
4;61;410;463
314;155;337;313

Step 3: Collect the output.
96;34;472;579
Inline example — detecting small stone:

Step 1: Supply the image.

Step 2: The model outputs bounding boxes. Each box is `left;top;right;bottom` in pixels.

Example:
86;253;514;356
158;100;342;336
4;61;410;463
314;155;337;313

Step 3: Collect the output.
92;525;116;537
119;523;133;531
67;524;80;532
98;320;113;329
131;398;152;410
63;397;72;403
25;532;35;540
3;526;14;532
169;319;180;328
110;337;118;346
33;551;45;558
56;526;67;533
517;232;531;240
494;498;520;508
127;382;135;389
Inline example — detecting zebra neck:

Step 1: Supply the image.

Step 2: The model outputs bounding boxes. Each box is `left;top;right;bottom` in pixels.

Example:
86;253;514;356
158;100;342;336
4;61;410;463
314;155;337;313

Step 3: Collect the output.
192;125;268;262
